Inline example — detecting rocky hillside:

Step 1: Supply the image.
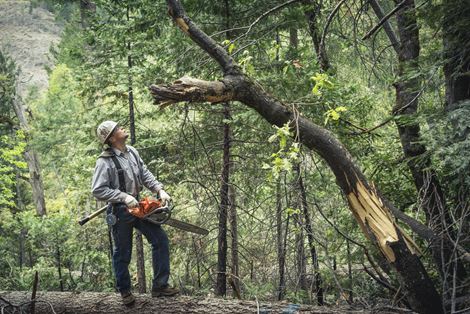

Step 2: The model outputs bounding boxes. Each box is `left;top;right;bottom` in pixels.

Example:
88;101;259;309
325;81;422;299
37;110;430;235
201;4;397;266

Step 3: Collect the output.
0;0;62;97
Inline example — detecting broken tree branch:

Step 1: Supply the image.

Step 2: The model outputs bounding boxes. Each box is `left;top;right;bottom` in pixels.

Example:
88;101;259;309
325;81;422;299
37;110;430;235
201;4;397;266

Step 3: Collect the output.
149;77;235;109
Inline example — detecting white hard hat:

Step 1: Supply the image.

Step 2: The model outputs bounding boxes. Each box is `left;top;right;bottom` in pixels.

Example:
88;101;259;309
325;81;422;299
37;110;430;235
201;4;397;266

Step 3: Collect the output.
96;120;118;144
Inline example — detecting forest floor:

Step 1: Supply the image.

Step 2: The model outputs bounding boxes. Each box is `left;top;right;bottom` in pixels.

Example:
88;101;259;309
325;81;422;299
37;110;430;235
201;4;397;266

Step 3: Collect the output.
0;0;62;97
0;291;416;314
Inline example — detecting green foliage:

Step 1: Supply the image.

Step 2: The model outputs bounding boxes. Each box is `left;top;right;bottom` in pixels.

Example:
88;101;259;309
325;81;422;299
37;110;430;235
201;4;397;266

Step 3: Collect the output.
2;0;468;306
311;72;334;96
427;100;470;192
0;131;27;207
0;50;26;208
264;124;300;179
324;106;347;125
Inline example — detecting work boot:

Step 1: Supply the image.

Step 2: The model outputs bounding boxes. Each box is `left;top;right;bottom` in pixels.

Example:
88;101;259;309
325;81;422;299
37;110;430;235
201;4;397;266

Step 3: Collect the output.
151;286;179;297
120;291;136;306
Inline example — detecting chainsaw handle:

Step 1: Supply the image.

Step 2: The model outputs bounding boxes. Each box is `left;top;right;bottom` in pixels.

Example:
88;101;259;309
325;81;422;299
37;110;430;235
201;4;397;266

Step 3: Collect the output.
78;217;90;226
78;205;108;226
145;202;172;225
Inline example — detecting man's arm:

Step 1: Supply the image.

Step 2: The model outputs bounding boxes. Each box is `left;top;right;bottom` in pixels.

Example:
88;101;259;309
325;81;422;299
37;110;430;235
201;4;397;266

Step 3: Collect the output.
91;158;127;203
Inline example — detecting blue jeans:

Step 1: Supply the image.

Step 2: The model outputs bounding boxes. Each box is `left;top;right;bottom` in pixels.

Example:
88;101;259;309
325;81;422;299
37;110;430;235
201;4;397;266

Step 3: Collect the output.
108;204;170;292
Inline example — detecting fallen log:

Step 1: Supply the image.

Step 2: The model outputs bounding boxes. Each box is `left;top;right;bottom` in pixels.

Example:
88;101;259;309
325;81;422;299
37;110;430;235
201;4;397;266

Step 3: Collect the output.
0;291;414;314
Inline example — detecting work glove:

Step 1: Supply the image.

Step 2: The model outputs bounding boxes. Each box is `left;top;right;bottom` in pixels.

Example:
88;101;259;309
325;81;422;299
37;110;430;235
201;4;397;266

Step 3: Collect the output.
159;189;171;205
124;194;139;208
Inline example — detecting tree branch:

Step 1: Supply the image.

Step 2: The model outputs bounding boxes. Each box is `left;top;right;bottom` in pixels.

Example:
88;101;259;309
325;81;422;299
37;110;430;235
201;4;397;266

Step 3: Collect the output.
149;76;235;109
319;0;348;64
166;0;240;75
237;0;302;40
363;0;404;54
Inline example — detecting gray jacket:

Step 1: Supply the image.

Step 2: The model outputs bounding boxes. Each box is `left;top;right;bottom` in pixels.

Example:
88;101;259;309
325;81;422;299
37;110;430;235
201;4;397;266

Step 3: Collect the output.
91;145;163;203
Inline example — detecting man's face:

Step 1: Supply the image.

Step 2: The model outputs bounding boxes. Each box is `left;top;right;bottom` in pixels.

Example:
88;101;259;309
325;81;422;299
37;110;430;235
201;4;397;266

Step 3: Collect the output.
109;126;129;144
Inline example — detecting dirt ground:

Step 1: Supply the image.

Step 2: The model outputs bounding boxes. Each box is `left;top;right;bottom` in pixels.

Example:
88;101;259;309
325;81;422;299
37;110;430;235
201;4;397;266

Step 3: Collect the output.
0;0;62;97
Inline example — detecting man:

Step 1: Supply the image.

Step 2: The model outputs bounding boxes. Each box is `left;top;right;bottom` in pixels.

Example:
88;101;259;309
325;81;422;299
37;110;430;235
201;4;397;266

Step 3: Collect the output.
91;120;179;305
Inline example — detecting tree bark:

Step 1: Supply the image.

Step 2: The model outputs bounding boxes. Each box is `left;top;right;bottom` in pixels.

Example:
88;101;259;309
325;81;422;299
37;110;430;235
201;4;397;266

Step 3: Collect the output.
12;96;46;216
149;1;444;312
215;103;231;296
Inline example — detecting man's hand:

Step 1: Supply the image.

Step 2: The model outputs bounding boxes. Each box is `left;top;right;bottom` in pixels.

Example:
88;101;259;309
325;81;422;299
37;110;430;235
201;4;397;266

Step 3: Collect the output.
159;190;171;205
124;194;139;208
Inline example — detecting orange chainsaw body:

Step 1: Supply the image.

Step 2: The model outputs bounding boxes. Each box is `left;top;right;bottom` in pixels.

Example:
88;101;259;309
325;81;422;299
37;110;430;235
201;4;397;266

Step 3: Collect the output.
128;197;163;218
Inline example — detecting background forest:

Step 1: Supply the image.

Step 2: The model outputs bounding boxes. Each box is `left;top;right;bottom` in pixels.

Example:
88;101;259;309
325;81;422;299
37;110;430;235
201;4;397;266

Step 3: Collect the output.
0;0;469;313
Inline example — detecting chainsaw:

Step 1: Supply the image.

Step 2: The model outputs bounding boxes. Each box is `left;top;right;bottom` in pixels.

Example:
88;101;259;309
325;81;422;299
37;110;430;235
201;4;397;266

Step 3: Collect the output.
79;196;208;236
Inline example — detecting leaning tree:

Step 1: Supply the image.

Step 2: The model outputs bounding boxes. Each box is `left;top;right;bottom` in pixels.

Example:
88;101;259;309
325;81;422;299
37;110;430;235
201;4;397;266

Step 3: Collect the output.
150;1;445;313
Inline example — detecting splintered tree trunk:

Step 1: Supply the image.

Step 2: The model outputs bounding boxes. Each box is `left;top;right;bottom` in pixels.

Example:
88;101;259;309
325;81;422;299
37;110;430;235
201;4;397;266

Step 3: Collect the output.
150;1;444;312
150;74;443;313
393;0;466;295
12;96;46;216
215;103;231;296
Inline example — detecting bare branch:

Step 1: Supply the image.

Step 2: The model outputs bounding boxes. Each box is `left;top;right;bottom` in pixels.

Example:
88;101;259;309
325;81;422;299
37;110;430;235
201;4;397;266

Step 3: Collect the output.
238;0;302;40
363;0;405;54
319;0;348;63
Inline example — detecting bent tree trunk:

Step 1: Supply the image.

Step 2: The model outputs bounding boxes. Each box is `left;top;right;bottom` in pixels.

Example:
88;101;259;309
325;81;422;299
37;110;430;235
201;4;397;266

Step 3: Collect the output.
12;96;46;216
150;1;443;313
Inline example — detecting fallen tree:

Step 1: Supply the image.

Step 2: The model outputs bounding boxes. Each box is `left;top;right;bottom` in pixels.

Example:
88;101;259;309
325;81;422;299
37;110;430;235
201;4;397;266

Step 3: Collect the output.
0;291;414;314
148;1;445;313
